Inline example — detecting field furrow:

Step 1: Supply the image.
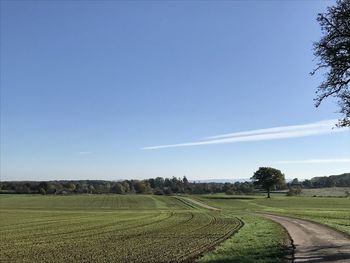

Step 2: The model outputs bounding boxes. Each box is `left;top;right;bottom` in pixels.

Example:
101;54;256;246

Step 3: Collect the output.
0;195;242;263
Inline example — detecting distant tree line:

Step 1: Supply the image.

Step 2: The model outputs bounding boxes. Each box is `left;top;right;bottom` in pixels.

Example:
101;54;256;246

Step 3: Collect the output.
286;173;350;196
288;173;350;188
0;173;348;196
0;176;257;195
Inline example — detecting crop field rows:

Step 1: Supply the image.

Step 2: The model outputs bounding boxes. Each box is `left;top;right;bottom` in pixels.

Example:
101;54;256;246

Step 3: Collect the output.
0;194;186;211
0;195;242;262
2;194;349;262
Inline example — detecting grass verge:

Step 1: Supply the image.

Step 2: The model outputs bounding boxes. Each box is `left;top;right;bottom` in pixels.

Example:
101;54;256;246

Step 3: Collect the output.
196;214;292;263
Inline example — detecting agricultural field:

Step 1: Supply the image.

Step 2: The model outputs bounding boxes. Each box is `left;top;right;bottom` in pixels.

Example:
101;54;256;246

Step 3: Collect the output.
300;187;350;197
195;194;350;235
0;194;242;263
1;194;348;263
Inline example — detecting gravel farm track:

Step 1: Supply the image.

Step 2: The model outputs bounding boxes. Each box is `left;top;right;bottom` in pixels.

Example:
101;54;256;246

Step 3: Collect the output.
183;196;350;263
175;196;221;211
261;214;350;263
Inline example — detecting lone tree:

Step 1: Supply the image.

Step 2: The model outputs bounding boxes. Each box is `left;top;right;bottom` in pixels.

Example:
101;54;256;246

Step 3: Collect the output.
312;0;350;127
251;167;285;198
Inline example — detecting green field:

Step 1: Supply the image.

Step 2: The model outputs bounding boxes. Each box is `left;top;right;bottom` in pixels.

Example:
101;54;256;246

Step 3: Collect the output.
193;194;349;262
196;214;292;263
0;195;243;263
1;194;348;263
301;187;350;197
195;194;350;234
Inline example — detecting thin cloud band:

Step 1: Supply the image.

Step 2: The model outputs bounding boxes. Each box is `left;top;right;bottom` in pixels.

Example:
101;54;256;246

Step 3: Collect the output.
142;119;348;150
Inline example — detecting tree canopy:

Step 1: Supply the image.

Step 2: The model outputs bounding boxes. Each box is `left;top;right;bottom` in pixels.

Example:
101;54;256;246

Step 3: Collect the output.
312;0;350;127
251;167;285;198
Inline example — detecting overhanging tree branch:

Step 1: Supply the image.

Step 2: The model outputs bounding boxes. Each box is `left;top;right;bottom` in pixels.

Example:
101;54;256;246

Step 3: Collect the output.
313;0;350;127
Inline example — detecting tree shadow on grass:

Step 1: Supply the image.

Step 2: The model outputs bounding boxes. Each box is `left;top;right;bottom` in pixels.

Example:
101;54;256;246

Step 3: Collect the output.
293;244;350;263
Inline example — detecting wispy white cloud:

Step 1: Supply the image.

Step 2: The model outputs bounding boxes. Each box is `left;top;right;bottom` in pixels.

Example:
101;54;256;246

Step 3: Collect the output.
275;158;350;164
142;119;348;150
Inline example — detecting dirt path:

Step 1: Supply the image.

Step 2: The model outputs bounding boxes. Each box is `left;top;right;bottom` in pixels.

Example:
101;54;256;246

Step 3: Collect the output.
176;196;220;211
261;214;350;262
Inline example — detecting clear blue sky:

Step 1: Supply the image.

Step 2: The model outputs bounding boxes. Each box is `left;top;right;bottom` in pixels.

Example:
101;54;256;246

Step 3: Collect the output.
1;0;349;181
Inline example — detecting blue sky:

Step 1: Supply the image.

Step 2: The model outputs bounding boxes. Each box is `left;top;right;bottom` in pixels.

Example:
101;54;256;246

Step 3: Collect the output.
1;0;349;181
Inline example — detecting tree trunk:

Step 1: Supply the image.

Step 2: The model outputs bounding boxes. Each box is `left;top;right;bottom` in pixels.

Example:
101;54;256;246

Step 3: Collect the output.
267;188;270;198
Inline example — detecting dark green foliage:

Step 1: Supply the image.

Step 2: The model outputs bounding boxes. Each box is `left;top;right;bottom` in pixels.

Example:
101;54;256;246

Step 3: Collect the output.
111;183;125;194
14;184;31;194
301;173;350;188
290;178;300;186
153;187;164;195
251;167;285;198
163;187;173;195
0;178;254;195
312;0;350;127
39;188;46;195
287;186;302;196
2;173;348;196
134;182;147;194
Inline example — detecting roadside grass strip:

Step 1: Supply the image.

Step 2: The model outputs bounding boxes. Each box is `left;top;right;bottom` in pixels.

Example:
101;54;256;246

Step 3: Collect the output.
197;215;292;263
